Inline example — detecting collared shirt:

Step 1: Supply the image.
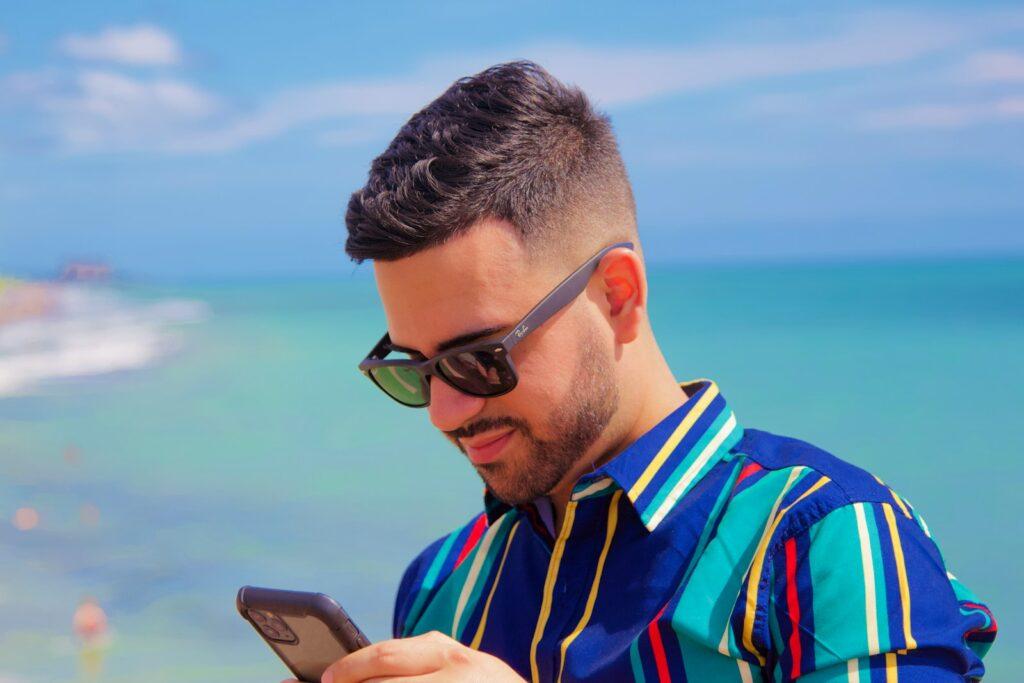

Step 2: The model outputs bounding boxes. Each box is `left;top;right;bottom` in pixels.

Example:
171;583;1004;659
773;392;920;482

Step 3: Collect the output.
393;380;997;682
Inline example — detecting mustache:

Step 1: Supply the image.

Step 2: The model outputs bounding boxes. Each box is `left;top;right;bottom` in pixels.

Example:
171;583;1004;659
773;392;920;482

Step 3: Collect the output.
446;416;527;442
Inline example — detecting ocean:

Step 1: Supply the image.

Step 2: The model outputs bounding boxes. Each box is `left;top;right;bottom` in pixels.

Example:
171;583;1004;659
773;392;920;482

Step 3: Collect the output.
1;257;1021;682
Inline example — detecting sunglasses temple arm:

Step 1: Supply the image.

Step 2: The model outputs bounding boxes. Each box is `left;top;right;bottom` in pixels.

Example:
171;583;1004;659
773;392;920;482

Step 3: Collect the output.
367;332;392;361
501;241;633;350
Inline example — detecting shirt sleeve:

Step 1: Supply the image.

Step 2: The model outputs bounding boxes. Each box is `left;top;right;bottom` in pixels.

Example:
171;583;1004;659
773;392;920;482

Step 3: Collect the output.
766;500;997;682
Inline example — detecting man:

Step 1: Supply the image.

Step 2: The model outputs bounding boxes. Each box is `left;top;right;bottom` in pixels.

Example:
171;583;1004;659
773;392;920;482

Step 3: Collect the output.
308;61;997;682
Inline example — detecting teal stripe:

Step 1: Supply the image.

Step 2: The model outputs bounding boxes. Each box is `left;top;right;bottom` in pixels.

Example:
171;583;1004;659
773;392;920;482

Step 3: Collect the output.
804;505;870;667
629;638;646;683
404;527;461;634
640;408;733;524
678;458;744;590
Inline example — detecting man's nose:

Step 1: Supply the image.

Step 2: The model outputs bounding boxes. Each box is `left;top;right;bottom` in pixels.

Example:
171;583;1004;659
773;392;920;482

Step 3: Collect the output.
427;375;486;433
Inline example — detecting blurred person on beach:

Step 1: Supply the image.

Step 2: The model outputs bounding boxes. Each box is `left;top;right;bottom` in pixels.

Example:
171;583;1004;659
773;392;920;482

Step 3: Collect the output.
288;62;997;683
73;597;109;680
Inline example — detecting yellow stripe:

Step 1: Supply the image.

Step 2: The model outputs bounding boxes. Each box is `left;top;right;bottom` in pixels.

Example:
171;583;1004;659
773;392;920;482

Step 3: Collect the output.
741;474;832;665
883;503;918;652
468;520;520;650
847;658;860;682
889;489;912;519
529;500;577;683
627;383;719;502
885;652;899;682
718;466;805;657
853;503;880;655
646;412;737;529
556;490;622;682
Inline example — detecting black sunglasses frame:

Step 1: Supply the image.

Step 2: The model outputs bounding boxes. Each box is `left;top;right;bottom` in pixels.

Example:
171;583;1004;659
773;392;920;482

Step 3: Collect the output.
358;241;635;407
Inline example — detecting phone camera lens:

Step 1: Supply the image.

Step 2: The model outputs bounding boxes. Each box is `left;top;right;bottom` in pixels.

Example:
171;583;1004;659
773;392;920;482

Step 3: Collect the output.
248;610;298;644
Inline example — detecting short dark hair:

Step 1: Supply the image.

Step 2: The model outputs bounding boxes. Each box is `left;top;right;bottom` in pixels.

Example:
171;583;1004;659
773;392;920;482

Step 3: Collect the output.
344;60;637;264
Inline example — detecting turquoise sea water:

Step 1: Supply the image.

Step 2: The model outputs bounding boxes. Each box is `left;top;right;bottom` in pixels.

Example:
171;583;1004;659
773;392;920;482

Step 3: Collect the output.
1;257;1021;682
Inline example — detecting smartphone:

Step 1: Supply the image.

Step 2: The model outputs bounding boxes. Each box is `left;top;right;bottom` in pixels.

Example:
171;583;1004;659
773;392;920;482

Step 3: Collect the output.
237;585;371;683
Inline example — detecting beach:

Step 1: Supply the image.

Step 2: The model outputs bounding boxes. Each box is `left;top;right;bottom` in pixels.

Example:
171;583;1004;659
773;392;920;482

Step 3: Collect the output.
1;257;1021;681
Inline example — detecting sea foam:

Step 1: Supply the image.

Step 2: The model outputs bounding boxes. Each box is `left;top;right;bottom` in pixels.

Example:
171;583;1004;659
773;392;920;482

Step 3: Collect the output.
0;285;208;397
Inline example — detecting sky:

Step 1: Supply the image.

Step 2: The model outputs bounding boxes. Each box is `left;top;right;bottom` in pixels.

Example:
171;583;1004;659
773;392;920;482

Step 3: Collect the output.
1;1;1022;280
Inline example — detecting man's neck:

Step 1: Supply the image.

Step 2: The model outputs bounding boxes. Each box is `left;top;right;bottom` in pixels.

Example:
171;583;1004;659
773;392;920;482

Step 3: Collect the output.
546;365;689;535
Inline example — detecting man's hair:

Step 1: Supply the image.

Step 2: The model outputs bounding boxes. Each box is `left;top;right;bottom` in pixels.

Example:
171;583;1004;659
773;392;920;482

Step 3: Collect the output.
344;60;638;264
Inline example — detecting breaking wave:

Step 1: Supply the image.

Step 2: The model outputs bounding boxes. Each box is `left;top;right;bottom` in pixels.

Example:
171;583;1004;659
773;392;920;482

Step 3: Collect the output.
0;284;208;397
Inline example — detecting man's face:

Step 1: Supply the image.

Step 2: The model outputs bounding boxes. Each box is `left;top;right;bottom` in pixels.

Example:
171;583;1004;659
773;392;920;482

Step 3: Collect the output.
373;218;620;505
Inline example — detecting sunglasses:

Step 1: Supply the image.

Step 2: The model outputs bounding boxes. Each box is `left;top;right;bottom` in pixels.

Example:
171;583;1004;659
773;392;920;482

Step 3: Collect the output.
358;241;634;407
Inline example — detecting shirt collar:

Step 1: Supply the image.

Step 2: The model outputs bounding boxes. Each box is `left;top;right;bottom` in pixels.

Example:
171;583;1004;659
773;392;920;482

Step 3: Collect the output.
483;379;743;533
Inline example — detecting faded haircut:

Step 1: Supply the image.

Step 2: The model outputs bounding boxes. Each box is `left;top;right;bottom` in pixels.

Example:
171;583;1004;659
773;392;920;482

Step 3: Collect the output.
343;60;638;265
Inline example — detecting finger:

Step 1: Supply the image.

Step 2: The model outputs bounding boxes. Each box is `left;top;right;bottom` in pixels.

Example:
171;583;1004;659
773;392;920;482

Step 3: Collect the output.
325;632;449;683
363;674;451;683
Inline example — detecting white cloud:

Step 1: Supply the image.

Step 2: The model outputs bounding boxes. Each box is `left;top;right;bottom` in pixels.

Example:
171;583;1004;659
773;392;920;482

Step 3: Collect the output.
958;51;1024;83
169;76;445;153
465;9;1024;109
170;9;1024;154
7;8;1024;155
24;70;220;152
516;12;979;107
58;24;182;66
863;96;1024;128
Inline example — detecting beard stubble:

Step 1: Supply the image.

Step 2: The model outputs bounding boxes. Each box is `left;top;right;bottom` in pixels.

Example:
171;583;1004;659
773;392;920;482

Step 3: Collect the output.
474;334;620;506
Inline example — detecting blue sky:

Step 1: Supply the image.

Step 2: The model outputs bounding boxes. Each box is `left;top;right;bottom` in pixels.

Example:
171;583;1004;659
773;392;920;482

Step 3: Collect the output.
1;1;1022;279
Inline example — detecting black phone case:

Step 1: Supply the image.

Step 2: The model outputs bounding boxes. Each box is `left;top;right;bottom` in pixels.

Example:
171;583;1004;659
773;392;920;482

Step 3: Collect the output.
236;585;371;683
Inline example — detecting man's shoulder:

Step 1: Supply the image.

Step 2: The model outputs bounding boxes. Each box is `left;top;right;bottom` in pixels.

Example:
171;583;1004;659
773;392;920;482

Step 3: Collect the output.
729;428;999;671
736;427;898;505
729;427;916;523
707;427;937;559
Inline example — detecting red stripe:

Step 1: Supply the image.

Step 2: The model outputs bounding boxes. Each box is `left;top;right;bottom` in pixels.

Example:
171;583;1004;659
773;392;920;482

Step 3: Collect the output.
736;462;763;486
785;537;802;679
647;605;672;683
961;602;998;633
453;514;487;569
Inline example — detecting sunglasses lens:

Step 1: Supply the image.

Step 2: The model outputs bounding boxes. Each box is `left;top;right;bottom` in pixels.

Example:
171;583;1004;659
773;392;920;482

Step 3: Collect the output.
438;350;516;396
370;365;428;406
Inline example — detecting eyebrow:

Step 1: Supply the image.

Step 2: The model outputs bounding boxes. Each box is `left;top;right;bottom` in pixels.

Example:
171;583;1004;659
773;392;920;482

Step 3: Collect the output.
388;324;511;358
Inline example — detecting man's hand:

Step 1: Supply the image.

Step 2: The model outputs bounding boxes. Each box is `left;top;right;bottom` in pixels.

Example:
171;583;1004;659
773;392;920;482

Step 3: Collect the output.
279;630;526;683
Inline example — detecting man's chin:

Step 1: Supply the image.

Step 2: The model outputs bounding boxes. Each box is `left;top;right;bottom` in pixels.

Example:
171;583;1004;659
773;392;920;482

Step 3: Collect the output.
477;464;539;507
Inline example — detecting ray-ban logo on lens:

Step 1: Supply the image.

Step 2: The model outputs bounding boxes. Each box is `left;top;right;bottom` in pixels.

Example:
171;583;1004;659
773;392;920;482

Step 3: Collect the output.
514;324;529;338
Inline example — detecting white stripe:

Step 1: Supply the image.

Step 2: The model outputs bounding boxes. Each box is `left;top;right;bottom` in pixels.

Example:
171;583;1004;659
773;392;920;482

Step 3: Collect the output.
847;658;860;682
450;514;509;638
646;412;737;529
718;465;804;656
571;477;613;500
917;511;932;538
854;503;880;655
737;659;754;683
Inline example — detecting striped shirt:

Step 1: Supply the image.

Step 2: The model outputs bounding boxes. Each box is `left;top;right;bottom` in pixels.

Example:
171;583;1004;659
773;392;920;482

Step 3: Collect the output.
393;379;997;681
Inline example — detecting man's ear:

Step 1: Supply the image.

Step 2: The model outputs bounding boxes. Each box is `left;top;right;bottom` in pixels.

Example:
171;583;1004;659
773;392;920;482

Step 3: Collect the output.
597;247;646;345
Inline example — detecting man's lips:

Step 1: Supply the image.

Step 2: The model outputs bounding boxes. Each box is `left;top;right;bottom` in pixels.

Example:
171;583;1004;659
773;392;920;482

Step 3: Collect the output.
462;429;515;465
